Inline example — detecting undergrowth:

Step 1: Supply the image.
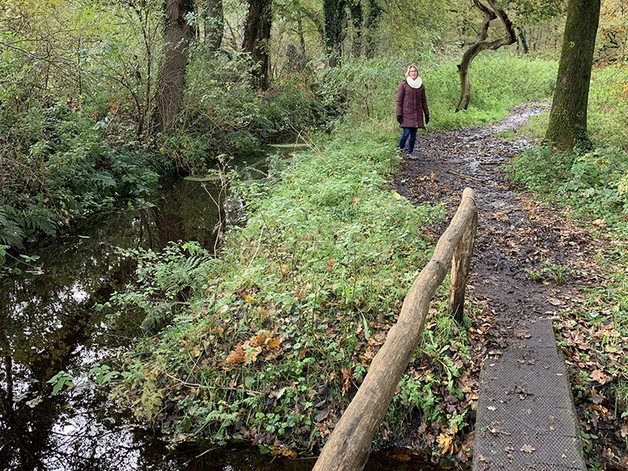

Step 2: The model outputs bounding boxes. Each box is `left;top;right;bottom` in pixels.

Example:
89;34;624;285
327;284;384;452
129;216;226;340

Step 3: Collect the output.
507;61;628;467
32;51;562;461
97;52;561;458
106;134;463;455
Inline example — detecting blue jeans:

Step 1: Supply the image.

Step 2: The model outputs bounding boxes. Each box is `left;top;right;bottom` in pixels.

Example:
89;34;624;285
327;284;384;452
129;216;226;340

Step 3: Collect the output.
398;127;418;154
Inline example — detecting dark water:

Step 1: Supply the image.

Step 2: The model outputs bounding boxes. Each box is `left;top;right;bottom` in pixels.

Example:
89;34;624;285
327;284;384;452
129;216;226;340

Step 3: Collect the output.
0;153;439;470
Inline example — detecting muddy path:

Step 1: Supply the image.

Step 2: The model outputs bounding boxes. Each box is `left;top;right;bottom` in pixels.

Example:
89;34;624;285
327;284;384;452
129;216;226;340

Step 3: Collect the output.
391;104;625;469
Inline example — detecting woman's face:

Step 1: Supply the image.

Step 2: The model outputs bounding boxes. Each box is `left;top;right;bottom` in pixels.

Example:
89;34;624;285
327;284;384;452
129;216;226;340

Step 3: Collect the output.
408;68;418;78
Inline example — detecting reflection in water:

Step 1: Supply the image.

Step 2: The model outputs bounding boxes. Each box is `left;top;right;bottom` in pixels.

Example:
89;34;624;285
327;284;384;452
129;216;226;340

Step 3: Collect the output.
0;153;438;470
0;171;244;470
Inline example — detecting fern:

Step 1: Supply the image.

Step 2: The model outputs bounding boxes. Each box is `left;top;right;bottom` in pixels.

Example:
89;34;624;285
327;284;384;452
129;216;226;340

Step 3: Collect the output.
141;302;174;333
21;207;58;236
0;205;24;248
156;255;213;299
90;171;117;189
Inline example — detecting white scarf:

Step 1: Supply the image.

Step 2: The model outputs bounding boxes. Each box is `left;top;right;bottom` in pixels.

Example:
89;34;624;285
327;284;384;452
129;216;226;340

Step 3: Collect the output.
406;76;423;89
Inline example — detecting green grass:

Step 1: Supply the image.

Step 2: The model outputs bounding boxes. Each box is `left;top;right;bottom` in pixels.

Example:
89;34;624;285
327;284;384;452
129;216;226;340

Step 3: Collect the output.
506;61;628;464
109;133;450;453
107;52;562;457
334;51;557;134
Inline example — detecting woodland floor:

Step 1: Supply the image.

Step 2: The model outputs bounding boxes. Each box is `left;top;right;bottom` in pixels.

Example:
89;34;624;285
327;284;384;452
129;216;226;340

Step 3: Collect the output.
390;104;628;470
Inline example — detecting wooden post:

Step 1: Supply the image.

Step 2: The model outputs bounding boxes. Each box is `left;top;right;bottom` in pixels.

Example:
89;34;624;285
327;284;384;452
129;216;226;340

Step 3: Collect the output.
448;190;477;324
312;188;477;471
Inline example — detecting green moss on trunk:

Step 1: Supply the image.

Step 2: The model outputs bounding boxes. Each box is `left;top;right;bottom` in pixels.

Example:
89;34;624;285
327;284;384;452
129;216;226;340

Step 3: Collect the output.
545;0;601;151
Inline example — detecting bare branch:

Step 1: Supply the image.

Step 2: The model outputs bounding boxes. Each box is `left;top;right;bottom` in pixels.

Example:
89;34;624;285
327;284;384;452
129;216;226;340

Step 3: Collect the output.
0;40;35;58
473;0;496;41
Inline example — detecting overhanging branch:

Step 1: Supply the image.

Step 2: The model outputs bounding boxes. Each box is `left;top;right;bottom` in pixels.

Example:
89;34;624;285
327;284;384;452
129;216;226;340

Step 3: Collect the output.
455;0;517;111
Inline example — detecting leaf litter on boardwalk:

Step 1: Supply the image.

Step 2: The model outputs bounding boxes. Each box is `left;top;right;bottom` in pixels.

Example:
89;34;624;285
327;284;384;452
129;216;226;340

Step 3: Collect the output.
392;104;628;468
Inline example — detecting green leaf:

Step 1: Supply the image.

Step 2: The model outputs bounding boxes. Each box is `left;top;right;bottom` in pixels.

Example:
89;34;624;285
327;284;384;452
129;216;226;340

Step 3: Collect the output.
361;314;371;340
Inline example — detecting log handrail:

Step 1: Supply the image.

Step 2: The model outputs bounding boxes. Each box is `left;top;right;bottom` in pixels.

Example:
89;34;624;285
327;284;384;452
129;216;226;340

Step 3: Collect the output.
312;187;478;471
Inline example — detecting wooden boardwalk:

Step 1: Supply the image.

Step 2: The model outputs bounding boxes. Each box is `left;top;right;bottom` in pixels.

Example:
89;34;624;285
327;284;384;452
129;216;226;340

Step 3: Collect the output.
473;314;585;470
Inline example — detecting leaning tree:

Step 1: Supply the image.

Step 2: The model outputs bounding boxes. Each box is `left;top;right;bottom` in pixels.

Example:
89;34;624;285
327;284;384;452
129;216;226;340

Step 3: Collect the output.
454;0;563;112
455;0;517;111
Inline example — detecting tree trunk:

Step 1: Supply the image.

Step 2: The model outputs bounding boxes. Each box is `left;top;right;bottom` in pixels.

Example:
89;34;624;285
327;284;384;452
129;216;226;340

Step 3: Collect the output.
324;0;346;66
242;0;273;89
349;0;363;57
517;26;529;54
204;0;224;52
363;0;382;59
154;0;191;134
456;0;516;112
545;0;601;150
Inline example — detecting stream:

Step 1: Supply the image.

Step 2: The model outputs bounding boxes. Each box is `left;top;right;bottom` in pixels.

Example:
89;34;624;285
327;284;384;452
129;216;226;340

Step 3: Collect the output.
0;149;440;470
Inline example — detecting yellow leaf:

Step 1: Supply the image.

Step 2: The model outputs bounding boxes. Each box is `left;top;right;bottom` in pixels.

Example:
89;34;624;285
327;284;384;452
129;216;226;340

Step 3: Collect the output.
438;433;454;455
191;347;201;357
393;191;402;200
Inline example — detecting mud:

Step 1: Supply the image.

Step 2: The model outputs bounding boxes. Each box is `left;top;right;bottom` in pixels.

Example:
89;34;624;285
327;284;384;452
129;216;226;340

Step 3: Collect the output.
391;103;619;469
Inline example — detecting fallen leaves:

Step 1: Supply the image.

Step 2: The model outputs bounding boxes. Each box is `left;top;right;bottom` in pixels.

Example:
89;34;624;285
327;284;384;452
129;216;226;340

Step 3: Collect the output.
225;331;283;366
590;369;611;385
341;367;353;394
520;444;535;453
270;446;298;458
437;433;455;455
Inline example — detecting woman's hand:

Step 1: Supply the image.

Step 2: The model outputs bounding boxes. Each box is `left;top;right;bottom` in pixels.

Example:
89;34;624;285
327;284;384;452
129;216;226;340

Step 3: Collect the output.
397;115;403;124
425;115;430;125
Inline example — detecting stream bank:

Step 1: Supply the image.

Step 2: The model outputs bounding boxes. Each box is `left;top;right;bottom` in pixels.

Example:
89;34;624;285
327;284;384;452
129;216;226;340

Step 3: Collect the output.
0;156;258;470
0;147;443;470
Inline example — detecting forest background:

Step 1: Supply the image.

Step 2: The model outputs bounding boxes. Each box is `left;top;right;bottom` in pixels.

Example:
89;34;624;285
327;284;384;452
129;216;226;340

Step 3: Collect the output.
2;0;628;468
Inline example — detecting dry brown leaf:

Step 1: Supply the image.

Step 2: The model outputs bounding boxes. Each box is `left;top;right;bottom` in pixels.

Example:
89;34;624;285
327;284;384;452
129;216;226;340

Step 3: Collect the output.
316;422;331;438
316;408;331;423
591;369;610;384
226;344;245;364
249;332;268;347
341;368;353;394
591;392;606;404
271;447;298;458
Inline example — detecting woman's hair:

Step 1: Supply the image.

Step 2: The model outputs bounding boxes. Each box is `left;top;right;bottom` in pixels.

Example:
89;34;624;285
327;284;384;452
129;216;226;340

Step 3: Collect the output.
405;65;418;77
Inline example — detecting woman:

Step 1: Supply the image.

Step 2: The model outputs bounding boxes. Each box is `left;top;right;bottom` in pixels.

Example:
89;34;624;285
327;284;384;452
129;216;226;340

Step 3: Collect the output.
396;65;429;158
